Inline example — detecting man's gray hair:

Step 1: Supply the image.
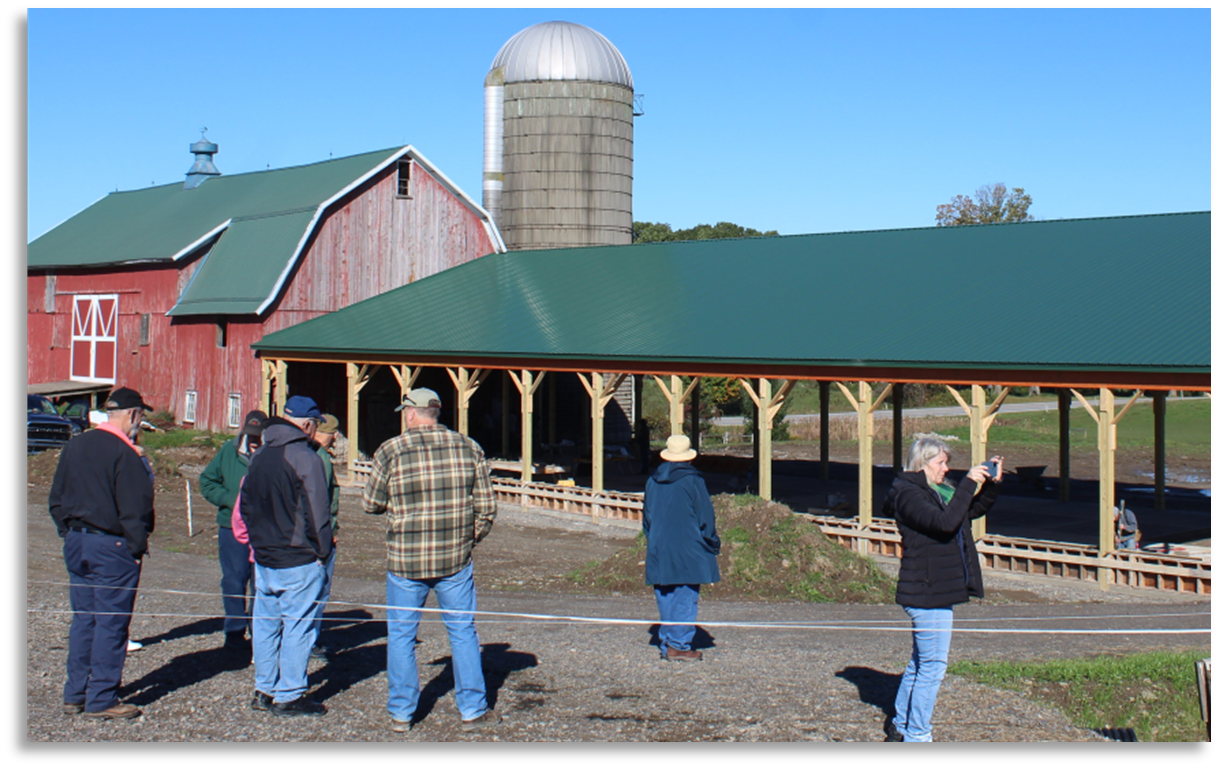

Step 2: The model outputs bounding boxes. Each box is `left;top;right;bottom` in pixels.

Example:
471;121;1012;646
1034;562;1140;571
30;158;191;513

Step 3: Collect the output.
905;437;952;473
409;405;441;422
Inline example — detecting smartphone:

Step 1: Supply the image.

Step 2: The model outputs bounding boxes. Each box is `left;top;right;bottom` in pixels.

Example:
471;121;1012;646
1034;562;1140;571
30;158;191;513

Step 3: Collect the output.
981;460;999;479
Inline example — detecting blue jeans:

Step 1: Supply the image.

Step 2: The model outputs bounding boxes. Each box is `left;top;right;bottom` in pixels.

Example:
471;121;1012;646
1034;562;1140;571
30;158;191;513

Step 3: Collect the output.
386;563;488;722
654;584;700;654
893;606;954;742
252;560;326;703
63;530;142;712
217;525;253;635
310;545;337;640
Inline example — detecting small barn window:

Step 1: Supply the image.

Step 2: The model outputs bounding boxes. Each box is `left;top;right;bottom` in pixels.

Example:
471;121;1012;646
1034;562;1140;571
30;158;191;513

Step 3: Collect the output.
183;390;198;423
139;314;150;346
216;319;227;348
227;394;242;429
45;274;56;313
396;159;411;198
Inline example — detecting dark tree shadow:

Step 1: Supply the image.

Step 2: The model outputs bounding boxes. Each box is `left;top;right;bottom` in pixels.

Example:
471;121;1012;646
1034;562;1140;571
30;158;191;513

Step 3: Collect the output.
646;624;716;652
836;666;901;718
410;642;538;726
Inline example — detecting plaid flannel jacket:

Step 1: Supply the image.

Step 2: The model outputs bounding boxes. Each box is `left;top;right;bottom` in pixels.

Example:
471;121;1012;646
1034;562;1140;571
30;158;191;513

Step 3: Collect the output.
362;424;497;579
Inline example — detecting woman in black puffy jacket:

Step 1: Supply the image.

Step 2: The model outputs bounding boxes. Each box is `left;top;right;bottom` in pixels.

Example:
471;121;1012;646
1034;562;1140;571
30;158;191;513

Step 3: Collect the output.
882;437;1002;742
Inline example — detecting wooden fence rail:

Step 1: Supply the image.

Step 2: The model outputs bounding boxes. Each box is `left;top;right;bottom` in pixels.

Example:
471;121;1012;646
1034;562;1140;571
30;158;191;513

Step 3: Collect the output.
345;463;1208;595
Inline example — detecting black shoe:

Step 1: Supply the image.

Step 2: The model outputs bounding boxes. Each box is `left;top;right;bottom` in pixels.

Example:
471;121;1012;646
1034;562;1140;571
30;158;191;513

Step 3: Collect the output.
309;644;330;662
884;719;904;742
251;691;273;711
225;632;251;651
271;697;327;717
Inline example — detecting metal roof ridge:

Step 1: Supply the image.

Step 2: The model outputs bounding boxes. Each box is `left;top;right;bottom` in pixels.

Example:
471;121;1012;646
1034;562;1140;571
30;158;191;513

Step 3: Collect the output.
626;210;1211;246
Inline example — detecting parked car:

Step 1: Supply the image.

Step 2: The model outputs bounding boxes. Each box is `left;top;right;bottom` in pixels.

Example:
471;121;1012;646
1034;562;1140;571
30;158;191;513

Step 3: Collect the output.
58;399;92;433
27;394;76;453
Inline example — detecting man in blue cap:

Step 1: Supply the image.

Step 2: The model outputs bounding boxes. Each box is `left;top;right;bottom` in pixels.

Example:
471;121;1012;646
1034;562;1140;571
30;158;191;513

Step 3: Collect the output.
238;395;333;717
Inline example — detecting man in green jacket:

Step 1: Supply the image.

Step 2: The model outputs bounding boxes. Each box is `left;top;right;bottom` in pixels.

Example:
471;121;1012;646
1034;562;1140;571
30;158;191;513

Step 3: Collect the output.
309;414;341;661
200;410;266;652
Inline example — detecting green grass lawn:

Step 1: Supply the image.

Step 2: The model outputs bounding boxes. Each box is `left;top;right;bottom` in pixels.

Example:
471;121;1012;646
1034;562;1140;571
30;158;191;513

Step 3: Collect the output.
949;649;1211;742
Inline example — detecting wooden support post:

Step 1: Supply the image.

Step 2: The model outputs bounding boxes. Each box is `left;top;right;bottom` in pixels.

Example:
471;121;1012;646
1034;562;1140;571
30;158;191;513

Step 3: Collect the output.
837;381;892;537
547;372;557;445
892;382;904;475
1153;390;1167;511
446;367;486;436
578;373;628;499
274;360;288;416
651;375;698;440
945;383;1009;540
260;359;275;415
1059;389;1072;502
819;380;830;481
508;370;546;483
346;363;380;465
1071;386;1141;589
389;365;420;435
741;378;794;501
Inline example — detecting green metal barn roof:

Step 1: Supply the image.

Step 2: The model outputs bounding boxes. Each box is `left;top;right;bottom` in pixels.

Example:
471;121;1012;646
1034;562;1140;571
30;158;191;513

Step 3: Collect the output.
252;212;1210;377
26;146;502;317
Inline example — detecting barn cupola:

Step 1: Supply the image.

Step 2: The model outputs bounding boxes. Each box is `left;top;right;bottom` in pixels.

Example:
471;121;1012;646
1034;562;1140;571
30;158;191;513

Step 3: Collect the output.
184;130;220;189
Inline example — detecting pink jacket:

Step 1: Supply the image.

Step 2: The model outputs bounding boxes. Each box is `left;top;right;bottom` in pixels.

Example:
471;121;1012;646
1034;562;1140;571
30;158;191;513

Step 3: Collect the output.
230;478;255;563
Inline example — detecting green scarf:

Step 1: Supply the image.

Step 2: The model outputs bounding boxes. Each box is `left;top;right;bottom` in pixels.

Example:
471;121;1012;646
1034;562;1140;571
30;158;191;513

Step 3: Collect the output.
932;481;955;506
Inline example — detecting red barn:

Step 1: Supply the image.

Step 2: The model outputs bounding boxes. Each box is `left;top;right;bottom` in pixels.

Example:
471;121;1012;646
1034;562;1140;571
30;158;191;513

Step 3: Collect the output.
27;142;503;431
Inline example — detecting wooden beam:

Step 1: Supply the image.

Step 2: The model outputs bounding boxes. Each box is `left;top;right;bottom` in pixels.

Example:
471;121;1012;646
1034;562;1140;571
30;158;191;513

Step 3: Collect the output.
274;360;287;416
944;384;970;415
1097;388;1116;588
758;378;774;500
834;381;860;411
345;362;359;465
577;372;608;498
446;367;486;436
507;370;546;482
857;381;875;535
1112;389;1144;426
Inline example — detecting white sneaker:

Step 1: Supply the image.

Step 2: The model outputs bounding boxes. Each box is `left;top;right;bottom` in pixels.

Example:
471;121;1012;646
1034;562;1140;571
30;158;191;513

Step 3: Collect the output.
127;639;143;652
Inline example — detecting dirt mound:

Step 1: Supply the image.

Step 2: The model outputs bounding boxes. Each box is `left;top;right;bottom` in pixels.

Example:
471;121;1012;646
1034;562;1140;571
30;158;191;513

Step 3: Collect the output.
566;494;896;603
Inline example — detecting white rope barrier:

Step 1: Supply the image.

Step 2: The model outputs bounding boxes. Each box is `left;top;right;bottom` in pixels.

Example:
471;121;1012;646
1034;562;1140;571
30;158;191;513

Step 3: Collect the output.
25;580;1212;635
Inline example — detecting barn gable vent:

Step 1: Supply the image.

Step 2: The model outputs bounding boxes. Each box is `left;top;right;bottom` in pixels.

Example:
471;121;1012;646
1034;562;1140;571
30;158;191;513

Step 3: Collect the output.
184;130;221;189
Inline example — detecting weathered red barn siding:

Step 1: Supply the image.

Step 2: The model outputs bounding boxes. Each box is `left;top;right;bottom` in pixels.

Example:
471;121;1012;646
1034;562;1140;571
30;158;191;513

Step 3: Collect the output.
28;158;498;432
273;162;496;315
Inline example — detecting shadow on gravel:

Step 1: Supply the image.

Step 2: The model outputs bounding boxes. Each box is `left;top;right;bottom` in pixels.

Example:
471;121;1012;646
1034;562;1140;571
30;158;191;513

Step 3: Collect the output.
835;666;901;718
308;609;388;702
121;645;252;706
646;624;717;652
410;642;538;725
132;617;225;646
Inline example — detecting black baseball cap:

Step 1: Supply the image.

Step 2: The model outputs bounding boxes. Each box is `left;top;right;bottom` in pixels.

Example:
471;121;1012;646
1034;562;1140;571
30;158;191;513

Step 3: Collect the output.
240;410;268;437
105;387;152;411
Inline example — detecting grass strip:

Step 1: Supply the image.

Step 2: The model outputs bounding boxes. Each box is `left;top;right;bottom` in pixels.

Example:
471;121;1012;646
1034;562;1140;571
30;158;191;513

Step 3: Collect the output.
949;648;1211;742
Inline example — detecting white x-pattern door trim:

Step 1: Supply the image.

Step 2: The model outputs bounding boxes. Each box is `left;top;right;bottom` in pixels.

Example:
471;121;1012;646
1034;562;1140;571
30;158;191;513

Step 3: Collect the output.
70;294;118;383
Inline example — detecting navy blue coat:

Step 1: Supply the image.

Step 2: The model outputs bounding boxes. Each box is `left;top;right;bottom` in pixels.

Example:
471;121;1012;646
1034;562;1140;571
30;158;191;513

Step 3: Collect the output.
642;462;721;586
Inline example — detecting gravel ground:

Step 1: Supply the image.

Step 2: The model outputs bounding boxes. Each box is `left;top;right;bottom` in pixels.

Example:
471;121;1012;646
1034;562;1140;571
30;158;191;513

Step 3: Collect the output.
25;491;1210;743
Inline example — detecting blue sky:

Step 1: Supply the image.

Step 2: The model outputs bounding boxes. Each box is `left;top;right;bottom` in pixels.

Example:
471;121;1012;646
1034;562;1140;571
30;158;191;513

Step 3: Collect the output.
24;7;1212;241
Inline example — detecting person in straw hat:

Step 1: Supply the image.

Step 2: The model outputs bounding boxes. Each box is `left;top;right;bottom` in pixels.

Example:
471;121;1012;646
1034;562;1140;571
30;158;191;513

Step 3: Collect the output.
642;434;721;661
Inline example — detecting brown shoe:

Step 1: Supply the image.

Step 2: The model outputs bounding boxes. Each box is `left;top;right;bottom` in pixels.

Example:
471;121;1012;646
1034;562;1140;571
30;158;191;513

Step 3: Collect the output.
460;709;501;731
83;702;141;720
62;702;84;715
665;647;703;662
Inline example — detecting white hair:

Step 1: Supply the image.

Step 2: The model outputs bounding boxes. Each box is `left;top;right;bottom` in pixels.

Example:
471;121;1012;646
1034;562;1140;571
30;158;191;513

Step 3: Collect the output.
905;437;952;473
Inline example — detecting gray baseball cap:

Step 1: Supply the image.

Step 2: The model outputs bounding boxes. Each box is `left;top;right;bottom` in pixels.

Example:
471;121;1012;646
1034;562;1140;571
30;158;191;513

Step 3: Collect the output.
394;387;442;412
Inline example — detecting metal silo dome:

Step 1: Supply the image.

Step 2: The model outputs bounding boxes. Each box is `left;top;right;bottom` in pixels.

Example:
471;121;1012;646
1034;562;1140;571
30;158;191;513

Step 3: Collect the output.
490;20;633;88
483;20;634;251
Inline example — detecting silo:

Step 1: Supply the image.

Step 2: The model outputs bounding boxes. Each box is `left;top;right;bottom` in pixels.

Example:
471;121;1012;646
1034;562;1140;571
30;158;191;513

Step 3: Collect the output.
484;21;634;250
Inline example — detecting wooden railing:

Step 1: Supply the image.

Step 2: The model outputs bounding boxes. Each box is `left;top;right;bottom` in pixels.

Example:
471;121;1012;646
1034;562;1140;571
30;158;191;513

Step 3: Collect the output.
346;462;1209;595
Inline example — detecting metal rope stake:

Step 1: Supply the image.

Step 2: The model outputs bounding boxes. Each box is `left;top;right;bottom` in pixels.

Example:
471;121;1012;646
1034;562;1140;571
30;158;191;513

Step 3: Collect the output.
186;479;193;537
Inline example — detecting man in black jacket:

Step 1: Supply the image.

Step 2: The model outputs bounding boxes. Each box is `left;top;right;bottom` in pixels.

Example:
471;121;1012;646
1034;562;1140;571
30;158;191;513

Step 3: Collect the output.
238;395;333;717
49;387;156;720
